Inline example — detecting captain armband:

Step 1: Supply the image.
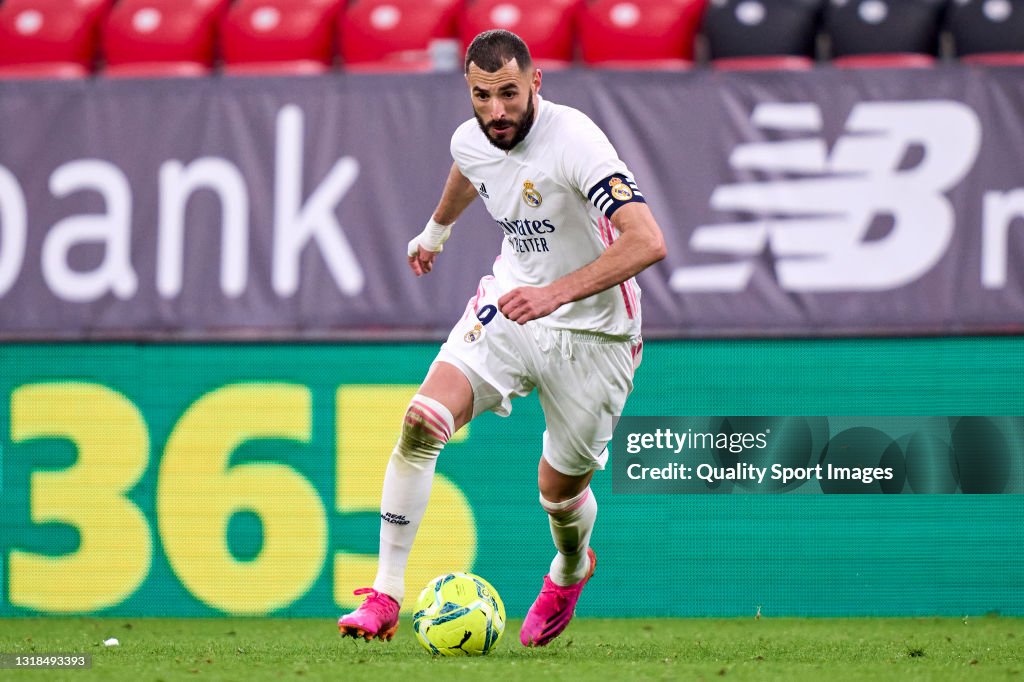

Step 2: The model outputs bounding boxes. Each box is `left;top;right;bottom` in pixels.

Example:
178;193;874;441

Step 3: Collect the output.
587;173;646;219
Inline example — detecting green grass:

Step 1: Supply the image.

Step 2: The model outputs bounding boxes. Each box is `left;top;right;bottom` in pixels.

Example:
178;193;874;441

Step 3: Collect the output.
1;616;1021;681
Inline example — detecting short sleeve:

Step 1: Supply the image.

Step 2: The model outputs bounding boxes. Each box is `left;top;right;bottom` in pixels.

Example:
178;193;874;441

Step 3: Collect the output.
558;111;646;218
558;110;627;194
450;119;476;173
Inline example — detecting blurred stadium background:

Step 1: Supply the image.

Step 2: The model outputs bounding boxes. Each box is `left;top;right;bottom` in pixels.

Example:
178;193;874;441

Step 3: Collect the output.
1;0;1023;637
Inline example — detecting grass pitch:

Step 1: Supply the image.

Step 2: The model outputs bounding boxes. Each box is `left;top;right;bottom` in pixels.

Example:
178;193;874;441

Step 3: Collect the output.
1;616;1020;681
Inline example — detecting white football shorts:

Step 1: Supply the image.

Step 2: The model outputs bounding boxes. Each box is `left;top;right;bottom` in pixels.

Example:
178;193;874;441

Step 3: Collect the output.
434;275;641;476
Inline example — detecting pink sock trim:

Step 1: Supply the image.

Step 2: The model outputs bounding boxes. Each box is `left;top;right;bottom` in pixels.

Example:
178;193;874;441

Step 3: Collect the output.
541;487;591;516
406;405;450;442
407;395;454;442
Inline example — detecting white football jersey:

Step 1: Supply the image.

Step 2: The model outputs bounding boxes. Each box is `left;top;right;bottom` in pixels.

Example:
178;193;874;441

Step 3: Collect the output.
450;97;644;340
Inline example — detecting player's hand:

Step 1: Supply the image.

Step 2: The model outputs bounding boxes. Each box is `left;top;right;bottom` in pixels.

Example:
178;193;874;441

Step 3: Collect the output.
498;286;565;324
408;245;440;276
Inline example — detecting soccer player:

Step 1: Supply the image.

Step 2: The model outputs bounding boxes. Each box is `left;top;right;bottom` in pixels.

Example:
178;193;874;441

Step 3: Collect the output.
338;29;666;647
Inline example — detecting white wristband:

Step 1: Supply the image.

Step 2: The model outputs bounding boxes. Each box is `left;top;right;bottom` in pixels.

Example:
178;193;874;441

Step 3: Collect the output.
407;218;453;257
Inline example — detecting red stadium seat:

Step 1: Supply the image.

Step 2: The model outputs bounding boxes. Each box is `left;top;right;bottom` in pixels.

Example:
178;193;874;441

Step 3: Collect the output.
703;0;823;62
460;0;581;69
712;55;815;71
832;53;935;69
221;0;345;74
340;0;460;72
947;0;1024;63
579;0;705;69
0;0;114;78
103;0;230;78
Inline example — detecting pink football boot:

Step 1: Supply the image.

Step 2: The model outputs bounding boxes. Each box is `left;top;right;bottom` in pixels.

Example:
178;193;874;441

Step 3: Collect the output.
338;588;400;641
520;548;597;647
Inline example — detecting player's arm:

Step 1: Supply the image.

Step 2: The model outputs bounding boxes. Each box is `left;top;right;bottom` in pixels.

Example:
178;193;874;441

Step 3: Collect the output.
408;162;479;277
498;200;666;324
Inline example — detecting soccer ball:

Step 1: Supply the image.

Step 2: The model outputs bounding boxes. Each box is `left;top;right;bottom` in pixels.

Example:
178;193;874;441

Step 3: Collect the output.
412;572;506;656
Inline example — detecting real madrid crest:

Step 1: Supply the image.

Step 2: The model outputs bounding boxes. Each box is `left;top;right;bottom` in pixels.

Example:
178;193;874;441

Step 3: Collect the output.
609;177;633;201
522;180;542;208
464;323;484;343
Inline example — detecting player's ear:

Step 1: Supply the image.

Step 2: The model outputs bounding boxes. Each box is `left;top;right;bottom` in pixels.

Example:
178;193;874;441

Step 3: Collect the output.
532;67;542;92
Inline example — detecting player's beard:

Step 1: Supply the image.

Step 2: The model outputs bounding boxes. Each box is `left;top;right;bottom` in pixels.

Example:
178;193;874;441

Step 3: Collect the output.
476;90;536;151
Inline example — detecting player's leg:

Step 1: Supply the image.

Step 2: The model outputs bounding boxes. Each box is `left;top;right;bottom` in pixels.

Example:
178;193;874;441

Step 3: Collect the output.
520;332;634;647
374;362;474;594
338;362;473;641
340;275;524;641
520;456;600;647
538;458;597;586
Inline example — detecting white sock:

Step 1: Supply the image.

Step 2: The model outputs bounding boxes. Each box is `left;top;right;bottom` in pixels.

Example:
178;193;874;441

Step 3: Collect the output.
372;395;454;603
541;487;597;586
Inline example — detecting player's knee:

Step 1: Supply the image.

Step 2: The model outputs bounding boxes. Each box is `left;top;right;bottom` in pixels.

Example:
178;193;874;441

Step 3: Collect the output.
538;459;593;504
396;394;455;467
538;478;581;505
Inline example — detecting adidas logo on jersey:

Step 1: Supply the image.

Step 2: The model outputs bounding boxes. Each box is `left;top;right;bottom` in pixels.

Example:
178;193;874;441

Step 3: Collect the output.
478;182;489;199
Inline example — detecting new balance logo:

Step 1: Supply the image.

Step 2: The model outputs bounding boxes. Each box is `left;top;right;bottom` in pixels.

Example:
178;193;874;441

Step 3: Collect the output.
478;183;489;199
381;512;410;526
671;101;982;292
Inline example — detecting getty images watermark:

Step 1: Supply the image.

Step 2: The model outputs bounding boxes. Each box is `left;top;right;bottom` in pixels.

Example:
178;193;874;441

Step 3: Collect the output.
610;417;1024;494
624;427;893;486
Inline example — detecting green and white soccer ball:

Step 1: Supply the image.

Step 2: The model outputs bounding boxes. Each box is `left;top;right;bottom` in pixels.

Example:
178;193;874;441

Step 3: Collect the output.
413;572;506;656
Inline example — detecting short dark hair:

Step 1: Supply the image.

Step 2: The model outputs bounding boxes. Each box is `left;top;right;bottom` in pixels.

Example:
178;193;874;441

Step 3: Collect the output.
464;29;533;74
